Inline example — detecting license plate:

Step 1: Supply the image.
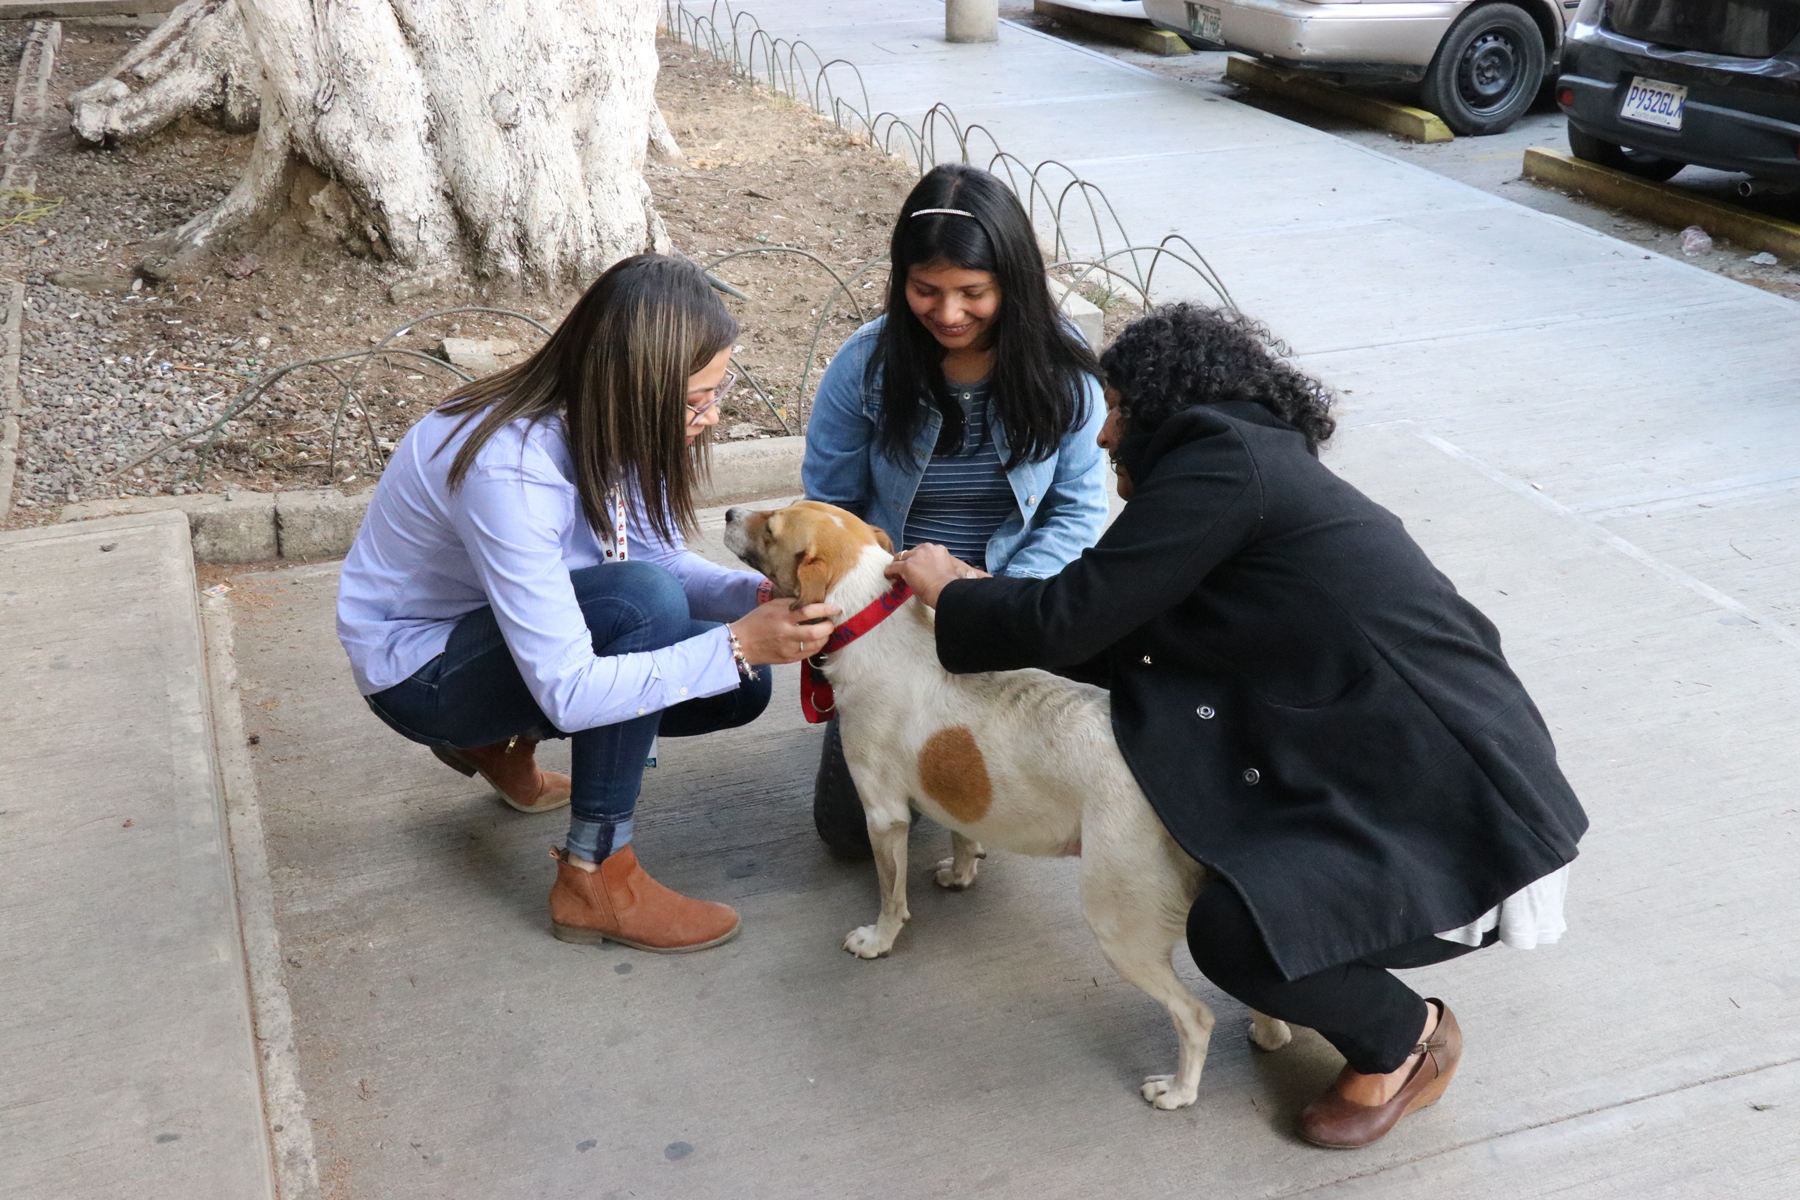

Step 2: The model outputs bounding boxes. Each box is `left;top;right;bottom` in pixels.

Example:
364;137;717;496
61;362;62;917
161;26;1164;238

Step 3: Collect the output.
1619;76;1687;130
1185;2;1222;45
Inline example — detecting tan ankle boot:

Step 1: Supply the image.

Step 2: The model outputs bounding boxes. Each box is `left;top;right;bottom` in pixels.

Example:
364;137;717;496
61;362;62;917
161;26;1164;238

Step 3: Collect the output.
548;845;741;952
433;737;572;813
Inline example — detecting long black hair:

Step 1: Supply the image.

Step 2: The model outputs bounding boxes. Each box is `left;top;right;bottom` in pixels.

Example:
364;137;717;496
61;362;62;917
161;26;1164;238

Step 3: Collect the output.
437;254;738;542
871;163;1098;467
1100;304;1336;455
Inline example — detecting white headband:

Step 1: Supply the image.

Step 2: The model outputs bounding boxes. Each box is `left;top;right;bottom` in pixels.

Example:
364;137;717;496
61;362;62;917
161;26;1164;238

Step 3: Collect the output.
910;207;976;218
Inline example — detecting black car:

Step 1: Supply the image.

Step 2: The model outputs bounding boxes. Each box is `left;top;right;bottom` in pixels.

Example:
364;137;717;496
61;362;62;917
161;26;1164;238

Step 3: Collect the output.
1557;0;1800;183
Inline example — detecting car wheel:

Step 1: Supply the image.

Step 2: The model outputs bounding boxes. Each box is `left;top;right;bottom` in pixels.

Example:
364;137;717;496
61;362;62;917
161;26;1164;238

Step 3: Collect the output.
1567;123;1686;182
1421;4;1547;136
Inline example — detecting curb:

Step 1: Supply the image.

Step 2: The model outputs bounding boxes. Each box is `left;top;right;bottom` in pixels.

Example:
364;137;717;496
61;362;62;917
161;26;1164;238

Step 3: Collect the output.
1;278;25;526
0;414;18;525
200;590;322;1200
59;435;807;563
1522;147;1800;261
1034;1;1190;56
1224;55;1453;144
0;22;55;524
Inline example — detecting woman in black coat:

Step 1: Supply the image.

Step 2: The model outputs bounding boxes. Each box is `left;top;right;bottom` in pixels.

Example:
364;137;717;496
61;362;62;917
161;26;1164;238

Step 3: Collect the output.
888;305;1586;1149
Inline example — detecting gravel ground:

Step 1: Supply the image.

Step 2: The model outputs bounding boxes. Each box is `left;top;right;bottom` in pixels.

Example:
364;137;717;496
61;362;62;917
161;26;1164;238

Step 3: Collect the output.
0;23;918;528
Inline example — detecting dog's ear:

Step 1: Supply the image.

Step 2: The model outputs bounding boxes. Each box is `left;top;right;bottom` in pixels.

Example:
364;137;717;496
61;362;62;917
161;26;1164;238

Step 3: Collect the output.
871;526;893;553
795;550;833;609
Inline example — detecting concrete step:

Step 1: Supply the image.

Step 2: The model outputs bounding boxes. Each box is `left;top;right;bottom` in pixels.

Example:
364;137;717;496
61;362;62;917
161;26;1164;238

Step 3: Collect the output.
0;510;273;1199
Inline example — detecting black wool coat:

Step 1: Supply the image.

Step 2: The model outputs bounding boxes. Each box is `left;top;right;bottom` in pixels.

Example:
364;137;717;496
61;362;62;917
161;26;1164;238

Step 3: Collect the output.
934;402;1587;981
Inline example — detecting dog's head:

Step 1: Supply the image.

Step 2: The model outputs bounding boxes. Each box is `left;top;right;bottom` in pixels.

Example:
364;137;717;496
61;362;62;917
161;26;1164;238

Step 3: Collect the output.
723;501;894;607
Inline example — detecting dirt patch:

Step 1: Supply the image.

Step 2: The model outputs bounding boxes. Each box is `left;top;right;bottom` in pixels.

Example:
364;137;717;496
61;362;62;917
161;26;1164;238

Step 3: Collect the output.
0;24;917;526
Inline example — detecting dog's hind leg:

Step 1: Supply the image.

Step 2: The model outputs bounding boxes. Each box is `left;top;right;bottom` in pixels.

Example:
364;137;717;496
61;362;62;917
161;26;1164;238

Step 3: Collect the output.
1250;1010;1293;1051
934;830;985;891
844;806;911;958
1080;808;1215;1110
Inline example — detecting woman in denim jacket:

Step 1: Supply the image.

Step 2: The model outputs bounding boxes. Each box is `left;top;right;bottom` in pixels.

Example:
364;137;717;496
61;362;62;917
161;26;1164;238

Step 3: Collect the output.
801;163;1110;857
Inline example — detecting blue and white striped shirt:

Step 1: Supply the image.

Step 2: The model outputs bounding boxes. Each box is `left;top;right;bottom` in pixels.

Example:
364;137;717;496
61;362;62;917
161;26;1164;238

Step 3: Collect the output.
901;380;1015;565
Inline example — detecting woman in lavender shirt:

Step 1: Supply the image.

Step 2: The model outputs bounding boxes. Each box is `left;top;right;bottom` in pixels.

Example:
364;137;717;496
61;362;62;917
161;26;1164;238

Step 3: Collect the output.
337;256;834;954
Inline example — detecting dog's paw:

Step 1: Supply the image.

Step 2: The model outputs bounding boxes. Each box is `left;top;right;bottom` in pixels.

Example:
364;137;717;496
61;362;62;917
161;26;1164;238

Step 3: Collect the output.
934;856;980;890
1140;1074;1199;1111
1248;1014;1293;1052
843;925;893;959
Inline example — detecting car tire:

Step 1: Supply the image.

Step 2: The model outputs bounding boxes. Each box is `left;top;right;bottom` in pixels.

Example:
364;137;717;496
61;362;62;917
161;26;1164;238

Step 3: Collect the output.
1421;4;1547;136
1567;123;1686;182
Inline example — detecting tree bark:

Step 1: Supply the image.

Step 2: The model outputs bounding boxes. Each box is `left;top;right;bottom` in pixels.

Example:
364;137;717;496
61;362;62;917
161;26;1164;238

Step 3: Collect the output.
71;0;671;285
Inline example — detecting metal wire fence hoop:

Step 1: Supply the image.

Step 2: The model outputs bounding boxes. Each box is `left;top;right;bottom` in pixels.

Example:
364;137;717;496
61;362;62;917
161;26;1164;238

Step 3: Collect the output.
101;301;551;484
795;255;891;428
102;344;469;485
729;357;794;434
1047;241;1237;313
326;305;554;477
702;246;872;325
662;0;1238;419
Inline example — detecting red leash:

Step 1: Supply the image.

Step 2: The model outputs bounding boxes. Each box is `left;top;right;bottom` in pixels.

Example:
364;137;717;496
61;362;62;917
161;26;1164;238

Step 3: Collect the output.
800;580;914;724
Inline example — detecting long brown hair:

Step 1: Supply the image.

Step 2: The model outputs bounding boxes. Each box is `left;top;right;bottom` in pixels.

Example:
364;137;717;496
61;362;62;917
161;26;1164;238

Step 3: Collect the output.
874;163;1097;467
437;254;739;542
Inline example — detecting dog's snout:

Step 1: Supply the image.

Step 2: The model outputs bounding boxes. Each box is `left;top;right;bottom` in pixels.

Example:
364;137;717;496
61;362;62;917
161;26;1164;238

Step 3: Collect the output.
725;506;748;525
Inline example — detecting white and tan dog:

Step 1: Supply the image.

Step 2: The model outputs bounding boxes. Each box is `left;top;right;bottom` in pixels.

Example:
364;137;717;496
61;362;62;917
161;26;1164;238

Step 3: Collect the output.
725;500;1290;1109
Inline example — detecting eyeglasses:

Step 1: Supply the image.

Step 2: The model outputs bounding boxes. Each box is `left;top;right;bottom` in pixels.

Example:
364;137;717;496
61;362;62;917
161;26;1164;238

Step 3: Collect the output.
686;370;737;421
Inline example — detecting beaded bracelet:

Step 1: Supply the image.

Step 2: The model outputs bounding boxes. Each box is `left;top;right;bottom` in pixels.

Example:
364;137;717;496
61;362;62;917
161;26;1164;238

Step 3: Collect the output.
727;626;759;681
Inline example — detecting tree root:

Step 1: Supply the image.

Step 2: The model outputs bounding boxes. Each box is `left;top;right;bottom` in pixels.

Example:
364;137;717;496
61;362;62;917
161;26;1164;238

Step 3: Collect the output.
67;0;260;144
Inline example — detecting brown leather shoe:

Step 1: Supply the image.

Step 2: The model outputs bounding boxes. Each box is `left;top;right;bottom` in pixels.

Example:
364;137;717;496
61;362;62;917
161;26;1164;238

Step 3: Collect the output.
1298;1000;1462;1149
548;845;741;953
433;737;571;813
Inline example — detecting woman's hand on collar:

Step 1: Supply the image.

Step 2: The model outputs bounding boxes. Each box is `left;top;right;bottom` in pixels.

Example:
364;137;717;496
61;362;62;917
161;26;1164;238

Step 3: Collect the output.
884;543;990;609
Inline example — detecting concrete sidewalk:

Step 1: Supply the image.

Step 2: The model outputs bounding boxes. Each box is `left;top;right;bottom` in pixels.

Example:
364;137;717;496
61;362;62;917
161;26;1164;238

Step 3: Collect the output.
224;433;1800;1197
0;512;272;1198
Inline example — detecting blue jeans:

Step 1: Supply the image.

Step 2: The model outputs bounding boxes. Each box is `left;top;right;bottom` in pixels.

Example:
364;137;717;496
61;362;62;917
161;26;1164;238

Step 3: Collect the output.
365;562;770;855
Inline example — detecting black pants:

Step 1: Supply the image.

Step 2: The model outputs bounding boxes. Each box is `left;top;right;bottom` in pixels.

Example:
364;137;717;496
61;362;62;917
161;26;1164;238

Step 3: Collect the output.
811;717;873;859
1186;881;1493;1075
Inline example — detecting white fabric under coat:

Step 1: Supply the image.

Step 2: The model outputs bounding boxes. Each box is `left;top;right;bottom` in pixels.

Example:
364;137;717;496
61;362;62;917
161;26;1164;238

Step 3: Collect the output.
1434;865;1569;949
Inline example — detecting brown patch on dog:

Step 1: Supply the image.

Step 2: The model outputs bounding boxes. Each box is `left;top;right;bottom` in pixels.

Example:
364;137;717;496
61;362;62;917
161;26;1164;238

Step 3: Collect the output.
918;725;992;823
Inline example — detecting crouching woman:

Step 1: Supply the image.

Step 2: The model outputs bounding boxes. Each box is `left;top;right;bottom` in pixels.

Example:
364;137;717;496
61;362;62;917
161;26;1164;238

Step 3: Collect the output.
336;255;835;954
890;304;1585;1147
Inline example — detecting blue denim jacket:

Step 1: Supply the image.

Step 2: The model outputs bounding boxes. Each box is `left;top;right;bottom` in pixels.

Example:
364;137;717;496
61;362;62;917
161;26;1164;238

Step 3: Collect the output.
802;318;1109;578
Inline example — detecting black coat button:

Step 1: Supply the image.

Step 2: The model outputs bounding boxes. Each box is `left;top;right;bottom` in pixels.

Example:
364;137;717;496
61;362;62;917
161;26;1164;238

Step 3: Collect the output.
1196;705;1215;720
1242;768;1261;785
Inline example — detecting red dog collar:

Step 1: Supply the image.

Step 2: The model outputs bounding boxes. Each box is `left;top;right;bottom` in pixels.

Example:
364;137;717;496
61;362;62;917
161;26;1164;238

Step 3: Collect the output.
800;580;913;724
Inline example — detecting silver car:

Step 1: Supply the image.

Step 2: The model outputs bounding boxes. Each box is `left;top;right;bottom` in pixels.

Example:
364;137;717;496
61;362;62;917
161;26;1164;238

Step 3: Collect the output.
1143;1;1573;135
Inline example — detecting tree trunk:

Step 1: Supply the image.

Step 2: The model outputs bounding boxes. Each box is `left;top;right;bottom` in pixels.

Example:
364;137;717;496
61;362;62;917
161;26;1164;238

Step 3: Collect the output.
70;0;671;286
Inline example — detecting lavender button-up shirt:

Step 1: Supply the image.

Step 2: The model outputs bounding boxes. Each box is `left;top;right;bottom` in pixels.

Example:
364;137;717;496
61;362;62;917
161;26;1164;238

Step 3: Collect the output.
337;409;761;733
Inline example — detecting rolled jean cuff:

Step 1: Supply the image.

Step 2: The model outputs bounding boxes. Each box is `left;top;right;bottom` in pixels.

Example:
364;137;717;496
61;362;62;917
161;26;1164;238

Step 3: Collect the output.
566;815;633;862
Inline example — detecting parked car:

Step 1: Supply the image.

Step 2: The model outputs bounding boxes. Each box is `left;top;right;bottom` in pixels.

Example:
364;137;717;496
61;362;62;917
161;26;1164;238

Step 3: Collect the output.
1141;1;1572;135
1041;0;1151;17
1557;0;1800;184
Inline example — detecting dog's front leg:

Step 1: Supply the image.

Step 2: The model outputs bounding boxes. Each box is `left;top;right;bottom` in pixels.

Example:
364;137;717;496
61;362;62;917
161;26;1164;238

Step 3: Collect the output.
934;830;985;891
844;812;910;958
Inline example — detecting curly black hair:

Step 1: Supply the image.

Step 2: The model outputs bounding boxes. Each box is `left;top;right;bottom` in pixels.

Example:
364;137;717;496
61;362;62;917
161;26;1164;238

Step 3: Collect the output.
1099;304;1336;454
